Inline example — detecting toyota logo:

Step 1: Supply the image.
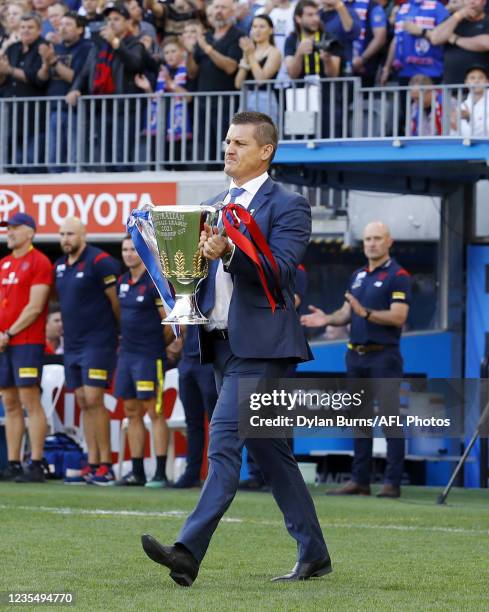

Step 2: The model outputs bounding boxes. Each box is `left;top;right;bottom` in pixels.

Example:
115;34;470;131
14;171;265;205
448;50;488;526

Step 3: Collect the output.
0;189;25;230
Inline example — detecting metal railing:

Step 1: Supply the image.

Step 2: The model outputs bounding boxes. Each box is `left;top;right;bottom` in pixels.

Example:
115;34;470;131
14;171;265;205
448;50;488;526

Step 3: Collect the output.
356;83;489;139
0;79;487;173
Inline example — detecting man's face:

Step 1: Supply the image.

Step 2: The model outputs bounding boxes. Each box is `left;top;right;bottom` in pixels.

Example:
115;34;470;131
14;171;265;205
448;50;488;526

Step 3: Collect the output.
20;19;41;46
224;123;271;181
48;4;66;28
121;238;141;269
59;221;85;255
82;0;98;15
33;0;52;10
211;0;234;27
6;224;34;251
60;16;83;44
46;312;63;340
297;6;320;34
106;11;128;36
363;224;392;261
126;0;142;21
464;0;485;14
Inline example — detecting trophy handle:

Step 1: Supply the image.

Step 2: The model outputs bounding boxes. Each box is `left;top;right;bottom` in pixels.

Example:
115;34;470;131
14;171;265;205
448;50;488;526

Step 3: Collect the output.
206;201;226;235
138;204;162;264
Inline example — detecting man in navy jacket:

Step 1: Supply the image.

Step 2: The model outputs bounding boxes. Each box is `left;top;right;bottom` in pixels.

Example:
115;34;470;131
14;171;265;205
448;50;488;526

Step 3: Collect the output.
141;111;331;587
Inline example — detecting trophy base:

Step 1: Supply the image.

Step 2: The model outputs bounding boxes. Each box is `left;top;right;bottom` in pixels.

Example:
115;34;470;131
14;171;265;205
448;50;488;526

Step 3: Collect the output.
162;293;209;325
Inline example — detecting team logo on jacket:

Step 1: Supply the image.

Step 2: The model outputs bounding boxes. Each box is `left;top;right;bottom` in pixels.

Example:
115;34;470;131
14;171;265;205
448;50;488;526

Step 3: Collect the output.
56;263;66;278
352;270;367;289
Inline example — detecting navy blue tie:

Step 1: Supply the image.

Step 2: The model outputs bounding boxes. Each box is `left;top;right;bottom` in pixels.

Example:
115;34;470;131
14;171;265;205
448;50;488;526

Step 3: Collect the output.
228;187;246;201
218;187;246;230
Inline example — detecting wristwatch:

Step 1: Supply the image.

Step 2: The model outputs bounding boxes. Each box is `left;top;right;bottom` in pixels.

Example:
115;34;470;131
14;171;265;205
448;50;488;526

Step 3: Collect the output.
5;330;13;341
364;309;372;320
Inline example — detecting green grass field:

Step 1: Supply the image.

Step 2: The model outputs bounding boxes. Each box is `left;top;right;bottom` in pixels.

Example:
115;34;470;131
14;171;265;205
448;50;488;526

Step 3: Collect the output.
0;483;488;611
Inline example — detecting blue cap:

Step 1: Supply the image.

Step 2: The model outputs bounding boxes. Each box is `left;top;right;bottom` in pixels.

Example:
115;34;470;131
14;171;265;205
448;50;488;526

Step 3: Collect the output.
0;212;36;231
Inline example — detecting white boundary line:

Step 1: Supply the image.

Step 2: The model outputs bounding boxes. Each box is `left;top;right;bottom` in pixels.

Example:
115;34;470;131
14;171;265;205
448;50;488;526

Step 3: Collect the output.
0;504;487;535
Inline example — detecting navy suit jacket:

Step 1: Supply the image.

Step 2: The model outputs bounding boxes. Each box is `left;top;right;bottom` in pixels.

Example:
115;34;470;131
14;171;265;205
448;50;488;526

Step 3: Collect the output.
197;176;313;364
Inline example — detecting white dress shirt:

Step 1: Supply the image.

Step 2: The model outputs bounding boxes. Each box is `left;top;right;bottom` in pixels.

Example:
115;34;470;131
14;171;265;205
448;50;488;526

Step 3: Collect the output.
206;171;269;330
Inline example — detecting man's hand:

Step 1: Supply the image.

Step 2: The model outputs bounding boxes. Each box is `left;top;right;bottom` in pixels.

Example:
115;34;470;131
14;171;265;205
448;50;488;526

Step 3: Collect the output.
46;31;62;45
38;42;56;65
0;54;11;76
135;73;152;92
166;336;183;364
301;305;330;327
100;25;120;48
199;224;231;260
344;292;368;318
380;65;390;86
66;89;81;106
0;332;9;352
197;32;212;55
297;38;314;56
352;56;364;73
140;34;153;50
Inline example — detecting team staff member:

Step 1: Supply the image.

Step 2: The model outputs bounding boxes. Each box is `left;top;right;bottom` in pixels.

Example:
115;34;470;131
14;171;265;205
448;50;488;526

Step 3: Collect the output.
55;217;120;485
0;213;52;483
114;236;174;488
301;221;411;498
141;112;331;587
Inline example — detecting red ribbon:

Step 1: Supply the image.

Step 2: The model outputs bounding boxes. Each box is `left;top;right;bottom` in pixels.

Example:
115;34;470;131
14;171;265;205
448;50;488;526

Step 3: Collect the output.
222;203;283;312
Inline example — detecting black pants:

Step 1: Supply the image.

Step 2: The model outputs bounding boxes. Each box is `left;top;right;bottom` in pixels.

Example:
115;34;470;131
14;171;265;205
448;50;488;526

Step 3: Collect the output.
346;346;405;487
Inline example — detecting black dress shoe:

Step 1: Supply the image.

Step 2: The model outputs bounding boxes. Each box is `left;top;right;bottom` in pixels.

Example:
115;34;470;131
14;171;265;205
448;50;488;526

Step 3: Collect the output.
271;558;333;582
141;534;199;587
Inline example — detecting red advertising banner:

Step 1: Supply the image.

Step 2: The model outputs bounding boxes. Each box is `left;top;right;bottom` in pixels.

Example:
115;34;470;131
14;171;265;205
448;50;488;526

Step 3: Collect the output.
0;181;177;237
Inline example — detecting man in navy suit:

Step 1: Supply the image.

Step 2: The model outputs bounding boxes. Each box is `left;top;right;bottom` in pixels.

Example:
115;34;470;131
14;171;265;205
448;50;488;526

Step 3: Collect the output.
141;111;331;586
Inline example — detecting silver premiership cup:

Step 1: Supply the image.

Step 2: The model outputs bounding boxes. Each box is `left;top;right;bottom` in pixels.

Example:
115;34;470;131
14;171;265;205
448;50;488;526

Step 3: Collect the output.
138;204;219;324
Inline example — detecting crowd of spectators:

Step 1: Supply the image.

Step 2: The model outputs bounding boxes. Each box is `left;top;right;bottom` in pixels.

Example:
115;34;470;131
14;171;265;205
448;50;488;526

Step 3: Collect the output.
0;0;489;170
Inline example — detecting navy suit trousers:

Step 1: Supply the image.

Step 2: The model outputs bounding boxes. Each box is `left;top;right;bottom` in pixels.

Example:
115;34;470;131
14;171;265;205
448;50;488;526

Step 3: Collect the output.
177;337;329;564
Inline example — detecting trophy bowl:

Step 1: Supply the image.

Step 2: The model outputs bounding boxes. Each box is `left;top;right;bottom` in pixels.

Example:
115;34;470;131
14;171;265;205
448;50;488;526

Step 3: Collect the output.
147;204;218;324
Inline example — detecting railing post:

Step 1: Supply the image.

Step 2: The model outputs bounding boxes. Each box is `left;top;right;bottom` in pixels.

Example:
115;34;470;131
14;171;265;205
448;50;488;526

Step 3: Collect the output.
75;96;84;173
352;77;362;138
0;100;5;173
